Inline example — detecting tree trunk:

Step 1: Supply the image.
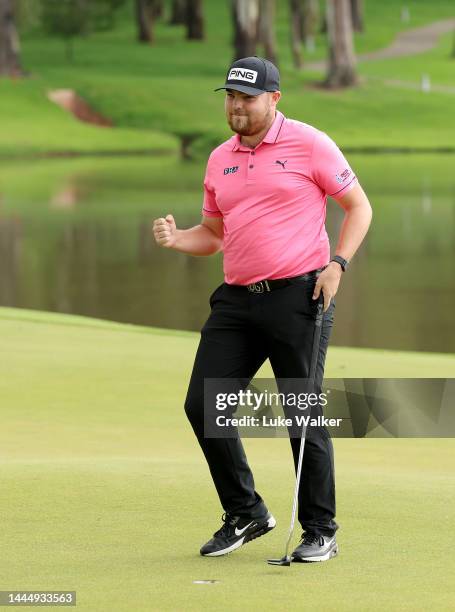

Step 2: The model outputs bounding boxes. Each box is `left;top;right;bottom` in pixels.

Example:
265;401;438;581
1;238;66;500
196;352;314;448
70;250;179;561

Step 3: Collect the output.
152;0;163;19
231;0;259;60
350;0;363;33
258;0;277;65
135;0;154;43
169;0;185;24
185;0;204;40
302;0;318;52
289;0;303;69
0;0;23;77
65;37;74;63
320;12;327;34
325;0;357;88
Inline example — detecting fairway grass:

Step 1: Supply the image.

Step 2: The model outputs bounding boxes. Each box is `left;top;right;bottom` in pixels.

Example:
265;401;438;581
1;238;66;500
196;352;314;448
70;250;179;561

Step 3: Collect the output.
1;307;454;611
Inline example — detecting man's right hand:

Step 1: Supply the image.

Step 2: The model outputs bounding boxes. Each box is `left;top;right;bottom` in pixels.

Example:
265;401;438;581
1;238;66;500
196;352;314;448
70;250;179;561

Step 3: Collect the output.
153;214;178;248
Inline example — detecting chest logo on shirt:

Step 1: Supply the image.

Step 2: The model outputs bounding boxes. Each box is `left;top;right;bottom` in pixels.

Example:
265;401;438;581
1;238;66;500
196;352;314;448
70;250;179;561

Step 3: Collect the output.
224;165;239;175
336;168;351;183
275;159;287;169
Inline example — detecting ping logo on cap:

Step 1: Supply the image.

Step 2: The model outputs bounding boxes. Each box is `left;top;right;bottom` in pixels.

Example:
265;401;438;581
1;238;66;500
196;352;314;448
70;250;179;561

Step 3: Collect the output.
228;68;258;83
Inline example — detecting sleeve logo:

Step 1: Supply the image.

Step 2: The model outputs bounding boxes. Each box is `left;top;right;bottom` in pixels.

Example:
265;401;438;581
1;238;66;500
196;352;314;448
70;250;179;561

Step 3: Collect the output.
335;168;351;184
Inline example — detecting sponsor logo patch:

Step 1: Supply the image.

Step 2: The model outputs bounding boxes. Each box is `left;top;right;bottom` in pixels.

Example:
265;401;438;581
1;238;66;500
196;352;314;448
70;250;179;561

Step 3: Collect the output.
224;165;239;175
335;168;351;184
228;68;258;83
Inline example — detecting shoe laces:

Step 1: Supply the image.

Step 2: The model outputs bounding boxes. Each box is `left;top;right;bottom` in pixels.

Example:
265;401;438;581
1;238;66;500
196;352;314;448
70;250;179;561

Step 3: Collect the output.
301;532;324;546
214;512;239;538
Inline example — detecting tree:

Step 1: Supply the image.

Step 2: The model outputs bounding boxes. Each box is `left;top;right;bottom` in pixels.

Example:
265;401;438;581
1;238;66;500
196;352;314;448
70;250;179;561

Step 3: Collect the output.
185;0;204;40
0;0;24;76
91;0;128;31
135;0;154;43
289;0;303;69
231;0;259;60
350;0;363;33
258;0;277;64
169;0;185;25
152;0;163;19
325;0;357;88
41;0;126;61
302;0;319;52
16;0;42;32
134;0;163;42
41;0;88;62
289;0;318;69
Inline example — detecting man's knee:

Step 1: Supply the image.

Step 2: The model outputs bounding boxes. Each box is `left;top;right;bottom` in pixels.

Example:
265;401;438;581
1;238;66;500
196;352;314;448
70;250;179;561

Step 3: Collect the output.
184;392;204;425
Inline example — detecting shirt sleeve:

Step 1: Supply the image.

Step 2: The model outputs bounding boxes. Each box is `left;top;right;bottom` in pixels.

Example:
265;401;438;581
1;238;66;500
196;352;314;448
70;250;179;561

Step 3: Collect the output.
201;158;223;218
310;131;358;198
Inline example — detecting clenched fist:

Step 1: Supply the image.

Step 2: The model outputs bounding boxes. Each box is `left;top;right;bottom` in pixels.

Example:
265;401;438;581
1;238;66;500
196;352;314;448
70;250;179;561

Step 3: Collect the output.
153;214;178;248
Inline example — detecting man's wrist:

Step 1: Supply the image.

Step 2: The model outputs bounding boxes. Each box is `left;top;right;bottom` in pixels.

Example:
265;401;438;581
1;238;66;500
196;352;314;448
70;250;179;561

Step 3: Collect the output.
328;261;343;275
170;228;182;249
330;255;349;272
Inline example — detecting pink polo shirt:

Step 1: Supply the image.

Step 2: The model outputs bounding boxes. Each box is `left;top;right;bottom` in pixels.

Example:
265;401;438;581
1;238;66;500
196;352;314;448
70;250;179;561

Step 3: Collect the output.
202;110;358;285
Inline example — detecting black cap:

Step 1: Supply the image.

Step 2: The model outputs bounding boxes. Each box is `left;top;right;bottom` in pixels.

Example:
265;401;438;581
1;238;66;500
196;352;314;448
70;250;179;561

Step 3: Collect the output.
214;56;280;96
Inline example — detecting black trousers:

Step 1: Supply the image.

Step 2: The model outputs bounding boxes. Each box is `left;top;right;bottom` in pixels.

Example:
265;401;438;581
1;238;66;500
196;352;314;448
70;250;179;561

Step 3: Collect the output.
184;274;339;537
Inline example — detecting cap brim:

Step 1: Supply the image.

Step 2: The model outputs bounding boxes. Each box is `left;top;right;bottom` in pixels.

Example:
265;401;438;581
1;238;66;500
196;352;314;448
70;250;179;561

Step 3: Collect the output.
214;84;264;96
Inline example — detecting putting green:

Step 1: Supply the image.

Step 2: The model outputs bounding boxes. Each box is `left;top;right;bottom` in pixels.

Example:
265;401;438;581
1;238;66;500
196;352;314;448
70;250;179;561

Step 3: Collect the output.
1;307;454;611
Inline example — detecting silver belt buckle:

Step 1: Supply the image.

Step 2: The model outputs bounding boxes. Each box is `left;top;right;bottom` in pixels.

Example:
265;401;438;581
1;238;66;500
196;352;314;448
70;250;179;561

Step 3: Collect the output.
247;280;271;293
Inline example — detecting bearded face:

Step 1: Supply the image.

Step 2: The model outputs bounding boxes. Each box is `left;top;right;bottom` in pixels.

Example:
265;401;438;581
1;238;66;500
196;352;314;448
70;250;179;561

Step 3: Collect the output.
225;90;276;136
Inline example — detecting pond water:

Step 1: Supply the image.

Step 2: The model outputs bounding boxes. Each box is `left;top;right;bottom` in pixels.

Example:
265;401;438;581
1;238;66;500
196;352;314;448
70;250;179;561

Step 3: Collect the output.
0;153;453;353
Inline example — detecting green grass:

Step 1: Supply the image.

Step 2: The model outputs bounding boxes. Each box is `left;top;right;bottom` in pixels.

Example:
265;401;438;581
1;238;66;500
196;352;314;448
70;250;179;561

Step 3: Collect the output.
0;79;177;157
0;0;454;156
1;307;455;610
358;31;455;86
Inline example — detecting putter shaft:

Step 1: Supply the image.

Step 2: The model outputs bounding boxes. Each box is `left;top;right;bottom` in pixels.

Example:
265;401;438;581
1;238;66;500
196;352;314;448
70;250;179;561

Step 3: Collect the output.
267;300;325;566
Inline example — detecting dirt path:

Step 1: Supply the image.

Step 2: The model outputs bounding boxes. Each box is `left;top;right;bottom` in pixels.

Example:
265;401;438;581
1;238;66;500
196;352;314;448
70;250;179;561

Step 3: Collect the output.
48;89;113;127
306;18;455;72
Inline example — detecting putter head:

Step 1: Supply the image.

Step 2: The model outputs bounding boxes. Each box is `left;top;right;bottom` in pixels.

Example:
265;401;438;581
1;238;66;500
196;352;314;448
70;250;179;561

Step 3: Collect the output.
267;555;291;566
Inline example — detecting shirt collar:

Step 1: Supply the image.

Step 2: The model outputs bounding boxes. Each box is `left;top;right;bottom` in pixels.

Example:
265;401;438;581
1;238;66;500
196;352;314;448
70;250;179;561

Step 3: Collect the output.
232;110;285;151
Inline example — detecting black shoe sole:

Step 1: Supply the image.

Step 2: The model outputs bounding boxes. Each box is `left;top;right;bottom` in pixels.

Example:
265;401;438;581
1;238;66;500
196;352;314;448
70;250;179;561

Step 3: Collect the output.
201;514;276;557
244;515;276;544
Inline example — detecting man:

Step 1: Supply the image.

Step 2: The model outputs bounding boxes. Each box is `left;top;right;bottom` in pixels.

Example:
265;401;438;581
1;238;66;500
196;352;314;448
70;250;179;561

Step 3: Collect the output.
153;57;372;562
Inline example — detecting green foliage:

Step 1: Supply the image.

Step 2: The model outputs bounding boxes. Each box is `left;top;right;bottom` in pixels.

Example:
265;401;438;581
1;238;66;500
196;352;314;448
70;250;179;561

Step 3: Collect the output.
3;0;455;155
41;0;89;40
89;0;129;32
39;0;128;60
16;0;43;32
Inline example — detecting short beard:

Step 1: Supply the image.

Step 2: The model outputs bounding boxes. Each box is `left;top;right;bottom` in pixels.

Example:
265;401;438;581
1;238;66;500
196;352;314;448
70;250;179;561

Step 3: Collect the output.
228;107;272;136
227;115;253;135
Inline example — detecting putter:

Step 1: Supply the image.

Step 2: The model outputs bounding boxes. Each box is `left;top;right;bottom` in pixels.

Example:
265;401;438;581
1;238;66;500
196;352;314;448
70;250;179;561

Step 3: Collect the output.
267;297;325;567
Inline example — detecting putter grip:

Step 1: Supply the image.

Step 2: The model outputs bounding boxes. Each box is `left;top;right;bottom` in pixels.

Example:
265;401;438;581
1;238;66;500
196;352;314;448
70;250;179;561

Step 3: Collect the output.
309;302;324;382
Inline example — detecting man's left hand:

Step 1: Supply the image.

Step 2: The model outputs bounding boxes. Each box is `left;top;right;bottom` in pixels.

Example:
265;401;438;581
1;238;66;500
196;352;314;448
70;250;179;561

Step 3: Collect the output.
312;262;343;312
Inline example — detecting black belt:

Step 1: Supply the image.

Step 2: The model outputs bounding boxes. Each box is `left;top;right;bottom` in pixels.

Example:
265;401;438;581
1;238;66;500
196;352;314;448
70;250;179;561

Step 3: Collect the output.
232;267;326;293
